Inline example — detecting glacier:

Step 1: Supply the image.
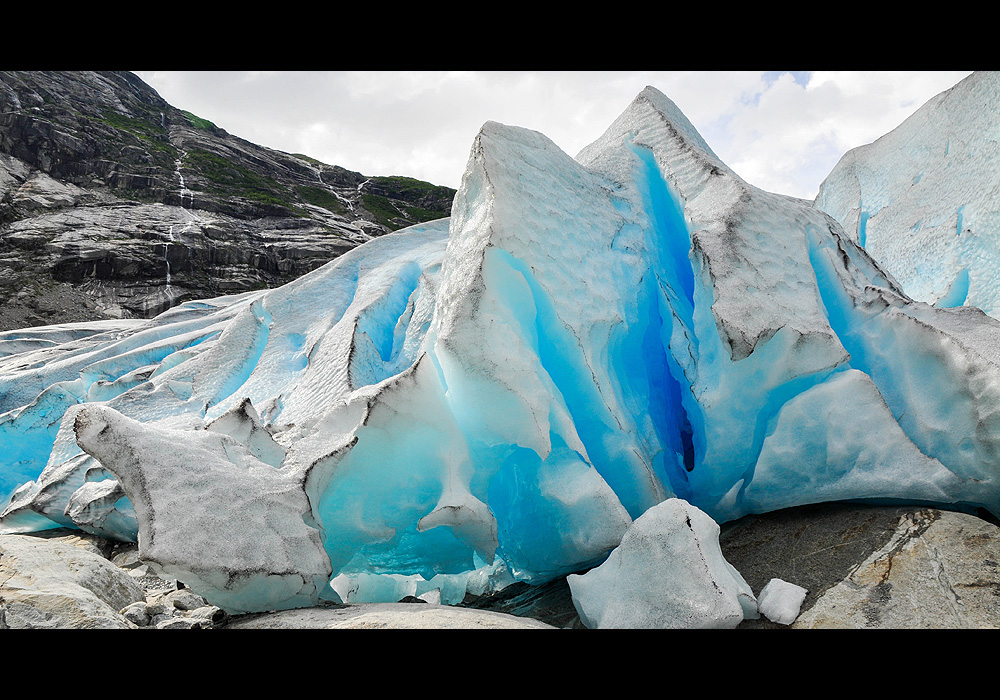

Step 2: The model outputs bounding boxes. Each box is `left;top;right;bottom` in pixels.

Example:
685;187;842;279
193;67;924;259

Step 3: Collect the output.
3;84;1000;616
816;71;1000;318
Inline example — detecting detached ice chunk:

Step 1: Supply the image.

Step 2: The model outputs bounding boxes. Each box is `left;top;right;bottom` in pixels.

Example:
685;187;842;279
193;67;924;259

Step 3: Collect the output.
567;498;755;628
64;478;137;542
330;570;470;606
72;404;331;613
757;578;808;625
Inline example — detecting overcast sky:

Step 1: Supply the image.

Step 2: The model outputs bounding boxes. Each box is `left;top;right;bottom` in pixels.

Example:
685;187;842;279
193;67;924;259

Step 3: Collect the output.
133;70;973;201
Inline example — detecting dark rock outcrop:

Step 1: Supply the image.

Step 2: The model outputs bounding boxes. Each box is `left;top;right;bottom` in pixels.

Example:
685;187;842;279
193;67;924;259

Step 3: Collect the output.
0;71;456;330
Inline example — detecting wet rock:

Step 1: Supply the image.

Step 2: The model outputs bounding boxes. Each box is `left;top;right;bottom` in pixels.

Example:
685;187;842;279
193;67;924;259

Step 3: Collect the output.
460;576;586;629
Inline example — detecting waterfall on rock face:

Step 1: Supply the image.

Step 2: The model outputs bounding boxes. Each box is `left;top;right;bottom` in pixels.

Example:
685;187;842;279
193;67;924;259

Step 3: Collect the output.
160;154;196;309
165;159;186;296
164;226;174;288
175;156;194;208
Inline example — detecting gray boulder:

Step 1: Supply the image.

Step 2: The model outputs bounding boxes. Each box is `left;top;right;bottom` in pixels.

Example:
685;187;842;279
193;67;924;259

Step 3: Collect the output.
793;508;1000;628
720;502;1000;628
0;530;145;628
72;404;333;614
224;602;556;629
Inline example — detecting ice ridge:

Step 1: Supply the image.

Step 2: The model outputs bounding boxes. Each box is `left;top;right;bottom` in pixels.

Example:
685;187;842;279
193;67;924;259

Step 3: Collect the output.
816;71;1000;317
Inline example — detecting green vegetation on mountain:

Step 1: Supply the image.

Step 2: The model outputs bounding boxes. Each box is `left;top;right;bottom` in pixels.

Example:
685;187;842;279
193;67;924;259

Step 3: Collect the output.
361;193;403;229
369;175;454;203
361;176;454;230
182;111;218;132
184;148;294;208
0;70;460;329
296;185;348;214
90;110;176;161
292;153;325;166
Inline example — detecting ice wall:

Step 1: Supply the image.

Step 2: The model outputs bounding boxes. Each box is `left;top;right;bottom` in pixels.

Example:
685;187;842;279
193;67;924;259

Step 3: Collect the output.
4;85;1000;613
816;71;1000;317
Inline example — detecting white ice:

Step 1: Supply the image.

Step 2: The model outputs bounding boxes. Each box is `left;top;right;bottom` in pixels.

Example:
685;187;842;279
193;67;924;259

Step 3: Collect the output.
816;72;1000;318
757;578;808;625
566;499;756;628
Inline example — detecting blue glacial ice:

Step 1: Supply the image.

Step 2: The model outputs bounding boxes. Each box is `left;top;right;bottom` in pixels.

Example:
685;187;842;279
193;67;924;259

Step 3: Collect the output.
4;85;1000;615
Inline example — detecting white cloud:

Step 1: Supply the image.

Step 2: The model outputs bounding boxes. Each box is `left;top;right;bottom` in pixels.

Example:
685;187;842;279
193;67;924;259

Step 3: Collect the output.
133;70;974;198
698;70;972;199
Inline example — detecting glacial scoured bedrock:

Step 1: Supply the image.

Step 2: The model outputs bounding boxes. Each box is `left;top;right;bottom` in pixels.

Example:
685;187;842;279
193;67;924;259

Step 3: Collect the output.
3;85;1000;614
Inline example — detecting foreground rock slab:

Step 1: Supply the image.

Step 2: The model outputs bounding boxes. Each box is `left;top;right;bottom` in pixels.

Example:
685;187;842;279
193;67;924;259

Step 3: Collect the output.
224;602;556;629
793;508;1000;629
720;503;1000;629
0;531;145;628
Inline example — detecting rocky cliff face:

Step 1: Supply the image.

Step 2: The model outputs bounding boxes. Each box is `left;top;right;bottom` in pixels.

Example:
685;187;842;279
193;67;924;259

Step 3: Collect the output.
0;71;456;330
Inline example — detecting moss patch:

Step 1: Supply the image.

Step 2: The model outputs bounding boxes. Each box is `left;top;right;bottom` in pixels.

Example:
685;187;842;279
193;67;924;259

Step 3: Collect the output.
93;110;174;155
184;148;294;208
296;185;347;214
182;110;218;132
369;175;453;202
292;153;327;167
361;193;403;229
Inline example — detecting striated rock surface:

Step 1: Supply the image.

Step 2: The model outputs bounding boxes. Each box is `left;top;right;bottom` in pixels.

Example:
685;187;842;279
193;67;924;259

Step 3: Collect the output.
720;502;1000;629
0;71;455;330
792;508;1000;629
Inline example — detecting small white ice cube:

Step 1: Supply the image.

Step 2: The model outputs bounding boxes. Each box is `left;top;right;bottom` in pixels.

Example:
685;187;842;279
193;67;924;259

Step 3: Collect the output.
757;578;808;625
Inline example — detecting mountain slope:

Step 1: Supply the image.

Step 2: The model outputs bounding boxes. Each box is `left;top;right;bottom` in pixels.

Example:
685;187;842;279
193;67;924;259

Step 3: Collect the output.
0;71;455;330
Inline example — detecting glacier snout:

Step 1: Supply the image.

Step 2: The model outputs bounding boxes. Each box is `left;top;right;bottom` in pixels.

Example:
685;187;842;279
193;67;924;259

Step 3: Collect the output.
3;86;1000;617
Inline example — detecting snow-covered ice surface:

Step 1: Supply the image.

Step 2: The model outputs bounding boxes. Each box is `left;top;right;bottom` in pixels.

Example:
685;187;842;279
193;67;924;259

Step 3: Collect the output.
816;71;1000;317
3;84;1000;615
